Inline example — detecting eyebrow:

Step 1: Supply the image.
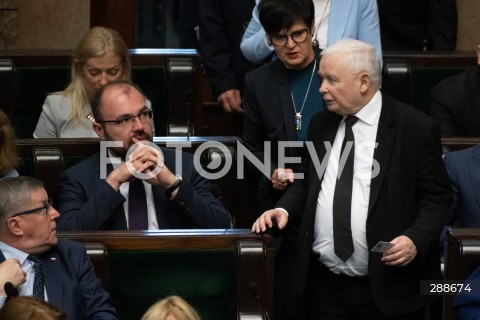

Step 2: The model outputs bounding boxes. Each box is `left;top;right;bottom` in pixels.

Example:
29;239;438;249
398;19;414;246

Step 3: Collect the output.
111;106;149;119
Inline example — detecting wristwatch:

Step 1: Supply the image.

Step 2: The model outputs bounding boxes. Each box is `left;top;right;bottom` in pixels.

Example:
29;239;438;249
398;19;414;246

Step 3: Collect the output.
165;175;182;199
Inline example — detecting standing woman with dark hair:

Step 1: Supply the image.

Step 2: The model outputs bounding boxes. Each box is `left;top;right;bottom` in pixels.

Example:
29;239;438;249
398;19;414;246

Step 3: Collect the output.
33;26;152;138
0;110;20;179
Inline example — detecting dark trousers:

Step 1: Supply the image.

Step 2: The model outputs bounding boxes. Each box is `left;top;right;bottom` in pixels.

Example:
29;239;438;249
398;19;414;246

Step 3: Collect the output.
306;257;425;320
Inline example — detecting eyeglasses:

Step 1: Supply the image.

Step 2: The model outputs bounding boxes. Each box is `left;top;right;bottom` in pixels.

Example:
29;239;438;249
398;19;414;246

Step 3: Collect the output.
10;198;52;219
95;109;153;127
270;29;309;47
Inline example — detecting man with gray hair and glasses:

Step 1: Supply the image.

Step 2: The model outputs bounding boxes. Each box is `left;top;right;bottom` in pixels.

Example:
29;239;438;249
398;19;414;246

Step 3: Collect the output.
0;176;119;320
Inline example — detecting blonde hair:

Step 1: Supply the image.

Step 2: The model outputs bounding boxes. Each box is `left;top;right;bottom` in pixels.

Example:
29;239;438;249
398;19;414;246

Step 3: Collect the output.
0;110;21;175
142;295;201;320
60;26;131;127
0;296;66;320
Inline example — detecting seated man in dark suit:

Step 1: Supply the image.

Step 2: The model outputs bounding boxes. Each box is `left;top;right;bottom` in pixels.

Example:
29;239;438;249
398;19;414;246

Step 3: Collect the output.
453;265;480;319
441;145;480;249
57;80;231;231
429;44;480;137
252;38;452;319
0;176;119;320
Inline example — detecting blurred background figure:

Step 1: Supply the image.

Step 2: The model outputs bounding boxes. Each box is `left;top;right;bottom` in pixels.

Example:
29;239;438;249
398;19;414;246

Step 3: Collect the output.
0;110;20;180
429;44;480;137
0;296;67;320
198;0;255;113
377;0;457;51
33;26;152;138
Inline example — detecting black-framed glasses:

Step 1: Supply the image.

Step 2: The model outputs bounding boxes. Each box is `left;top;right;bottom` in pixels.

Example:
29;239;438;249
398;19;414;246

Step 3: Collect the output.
270;28;309;47
10;198;52;219
95;108;153;126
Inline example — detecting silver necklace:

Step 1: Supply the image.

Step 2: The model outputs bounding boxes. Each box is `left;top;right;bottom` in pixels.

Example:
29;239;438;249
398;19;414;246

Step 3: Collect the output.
313;0;330;48
291;58;317;131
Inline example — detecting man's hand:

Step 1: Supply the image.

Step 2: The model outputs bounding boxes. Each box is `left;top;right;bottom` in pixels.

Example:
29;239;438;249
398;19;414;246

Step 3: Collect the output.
271;168;294;190
381;235;417;267
218;89;242;113
251;209;288;233
0;259;26;295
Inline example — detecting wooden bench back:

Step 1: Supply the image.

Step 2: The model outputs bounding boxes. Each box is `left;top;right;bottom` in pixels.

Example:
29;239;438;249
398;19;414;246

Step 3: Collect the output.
59;229;274;320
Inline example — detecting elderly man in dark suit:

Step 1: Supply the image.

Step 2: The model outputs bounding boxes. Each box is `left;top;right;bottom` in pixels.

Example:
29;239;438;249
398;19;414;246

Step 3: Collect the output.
57;80;231;231
252;38;452;319
0;176;118;320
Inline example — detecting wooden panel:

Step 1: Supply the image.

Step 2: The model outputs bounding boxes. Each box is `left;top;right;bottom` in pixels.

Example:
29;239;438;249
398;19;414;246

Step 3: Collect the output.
90;0;137;48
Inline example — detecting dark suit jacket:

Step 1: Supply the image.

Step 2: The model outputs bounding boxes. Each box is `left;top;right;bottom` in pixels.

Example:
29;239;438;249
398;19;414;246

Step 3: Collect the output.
243;54;323;209
0;239;118;320
57;148;231;231
377;0;457;51
277;93;452;316
443;145;480;227
429;66;480;137
453;266;480;319
198;0;255;98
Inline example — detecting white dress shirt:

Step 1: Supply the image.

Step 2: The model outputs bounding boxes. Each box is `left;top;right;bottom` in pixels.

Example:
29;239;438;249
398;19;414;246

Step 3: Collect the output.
312;91;382;276
0;241;49;306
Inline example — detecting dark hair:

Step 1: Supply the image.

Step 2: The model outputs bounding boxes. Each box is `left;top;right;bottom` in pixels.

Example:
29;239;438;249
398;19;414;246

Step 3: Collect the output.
259;0;315;35
91;79;146;122
0;296;67;320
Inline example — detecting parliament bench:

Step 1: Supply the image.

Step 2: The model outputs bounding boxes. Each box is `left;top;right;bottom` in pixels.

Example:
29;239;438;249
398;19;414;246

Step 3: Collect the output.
14;136;255;228
59;229;274;320
0;49;202;138
445;228;480;320
382;52;477;113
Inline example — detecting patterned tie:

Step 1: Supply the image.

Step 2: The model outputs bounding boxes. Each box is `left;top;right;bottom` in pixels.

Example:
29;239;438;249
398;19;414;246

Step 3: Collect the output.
333;116;358;262
128;179;149;230
27;254;45;300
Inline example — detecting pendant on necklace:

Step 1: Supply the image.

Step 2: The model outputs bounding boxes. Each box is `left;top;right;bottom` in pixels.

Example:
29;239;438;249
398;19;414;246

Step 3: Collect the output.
295;113;302;131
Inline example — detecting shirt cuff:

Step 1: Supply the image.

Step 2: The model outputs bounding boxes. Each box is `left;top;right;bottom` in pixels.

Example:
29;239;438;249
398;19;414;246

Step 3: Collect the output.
275;207;289;217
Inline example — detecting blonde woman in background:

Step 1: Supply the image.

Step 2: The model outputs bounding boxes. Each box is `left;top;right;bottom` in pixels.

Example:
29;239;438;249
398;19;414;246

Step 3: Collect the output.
34;26;152;138
142;295;201;320
0;110;20;179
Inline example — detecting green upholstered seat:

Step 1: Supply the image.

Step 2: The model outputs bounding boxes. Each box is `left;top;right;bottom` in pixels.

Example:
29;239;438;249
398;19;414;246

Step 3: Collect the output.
107;249;236;320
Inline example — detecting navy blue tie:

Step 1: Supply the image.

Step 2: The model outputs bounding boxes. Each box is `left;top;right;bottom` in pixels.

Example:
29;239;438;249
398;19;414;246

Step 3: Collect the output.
28;254;45;300
333;116;358;262
128;179;149;230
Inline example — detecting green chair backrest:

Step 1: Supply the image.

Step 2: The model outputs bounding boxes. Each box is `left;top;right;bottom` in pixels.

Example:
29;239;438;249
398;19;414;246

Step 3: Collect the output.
107;249;236;320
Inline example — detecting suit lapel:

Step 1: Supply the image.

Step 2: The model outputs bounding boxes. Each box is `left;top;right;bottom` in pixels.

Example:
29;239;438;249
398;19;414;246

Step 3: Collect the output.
41;251;63;306
368;96;396;215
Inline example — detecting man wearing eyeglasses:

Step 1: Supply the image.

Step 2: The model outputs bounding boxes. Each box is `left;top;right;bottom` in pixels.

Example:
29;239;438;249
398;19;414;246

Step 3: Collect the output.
0;176;119;319
56;80;231;231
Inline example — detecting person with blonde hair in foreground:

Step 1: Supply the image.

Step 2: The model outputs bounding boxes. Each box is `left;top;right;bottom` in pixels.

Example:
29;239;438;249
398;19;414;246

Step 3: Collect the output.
142;295;201;320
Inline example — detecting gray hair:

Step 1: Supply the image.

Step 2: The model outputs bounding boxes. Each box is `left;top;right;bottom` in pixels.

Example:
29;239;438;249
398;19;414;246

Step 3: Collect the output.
0;177;44;221
321;38;382;89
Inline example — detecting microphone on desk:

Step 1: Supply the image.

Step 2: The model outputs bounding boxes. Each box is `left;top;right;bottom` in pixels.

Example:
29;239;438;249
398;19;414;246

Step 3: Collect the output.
4;282;18;301
211;184;235;228
248;282;270;320
184;89;193;141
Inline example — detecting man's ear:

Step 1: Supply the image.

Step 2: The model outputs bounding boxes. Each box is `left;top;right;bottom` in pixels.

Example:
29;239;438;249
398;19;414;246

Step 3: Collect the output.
6;218;24;236
93;122;105;140
359;73;371;94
